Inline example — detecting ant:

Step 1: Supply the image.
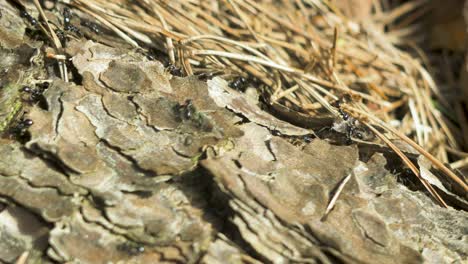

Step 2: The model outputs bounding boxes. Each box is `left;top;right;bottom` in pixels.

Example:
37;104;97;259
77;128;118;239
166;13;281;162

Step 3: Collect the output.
332;99;371;144
337;108;363;143
174;99;196;120
271;130;281;136
144;49;182;76
229;76;248;91
167;64;183;77
338;108;349;121
63;7;80;35
21;82;48;102
55;8;81;46
80;21;100;34
21;86;43;101
10;116;33;138
345;124;364;143
55;29;66;44
65;24;80;35
116;243;145;256
303;135;313;143
63;7;71;28
332;99;347;118
54;7;80;47
20;10;37;26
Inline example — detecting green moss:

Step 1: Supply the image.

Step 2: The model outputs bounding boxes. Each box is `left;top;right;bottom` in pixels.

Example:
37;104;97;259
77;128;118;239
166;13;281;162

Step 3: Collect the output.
0;83;22;134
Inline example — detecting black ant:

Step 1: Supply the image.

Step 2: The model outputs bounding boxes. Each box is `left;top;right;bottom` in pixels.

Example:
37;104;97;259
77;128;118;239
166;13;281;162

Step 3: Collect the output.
39;82;50;89
339;108;349;121
21;86;42;101
54;8;79;46
116;243;145;256
55;29;66;44
63;7;72;29
18;119;33;129
20;10;37;26
341;115;372;144
345;124;364;144
167;64;183;77
332;99;349;120
80;20;100;34
62;7;80;36
303;135;313;143
271;130;281;136
332;99;371;144
21;83;48;102
174;99;195;120
229;76;248;91
10;116;33;138
66;24;80;35
336;108;364;144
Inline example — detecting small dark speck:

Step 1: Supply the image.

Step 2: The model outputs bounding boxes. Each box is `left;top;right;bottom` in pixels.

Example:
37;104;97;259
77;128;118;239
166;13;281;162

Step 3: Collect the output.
271;130;281;136
116;243;145;256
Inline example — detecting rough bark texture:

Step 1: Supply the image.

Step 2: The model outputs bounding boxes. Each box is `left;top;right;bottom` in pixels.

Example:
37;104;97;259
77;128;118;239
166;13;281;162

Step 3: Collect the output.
0;1;467;263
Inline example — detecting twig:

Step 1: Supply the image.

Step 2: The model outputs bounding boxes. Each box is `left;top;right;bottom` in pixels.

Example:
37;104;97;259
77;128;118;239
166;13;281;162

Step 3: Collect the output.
15;252;29;264
331;27;338;70
450;157;468;170
32;0;68;82
322;172;353;220
152;4;175;64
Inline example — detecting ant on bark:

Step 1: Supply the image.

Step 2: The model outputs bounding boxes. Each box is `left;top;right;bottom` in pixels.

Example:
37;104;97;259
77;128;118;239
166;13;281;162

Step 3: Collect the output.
229;76;248;91
63;7;80;34
21;82;49;103
174;99;195;120
55;7;81;45
9;114;33;142
20;10;37;26
332;99;372;144
116;243;145;256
